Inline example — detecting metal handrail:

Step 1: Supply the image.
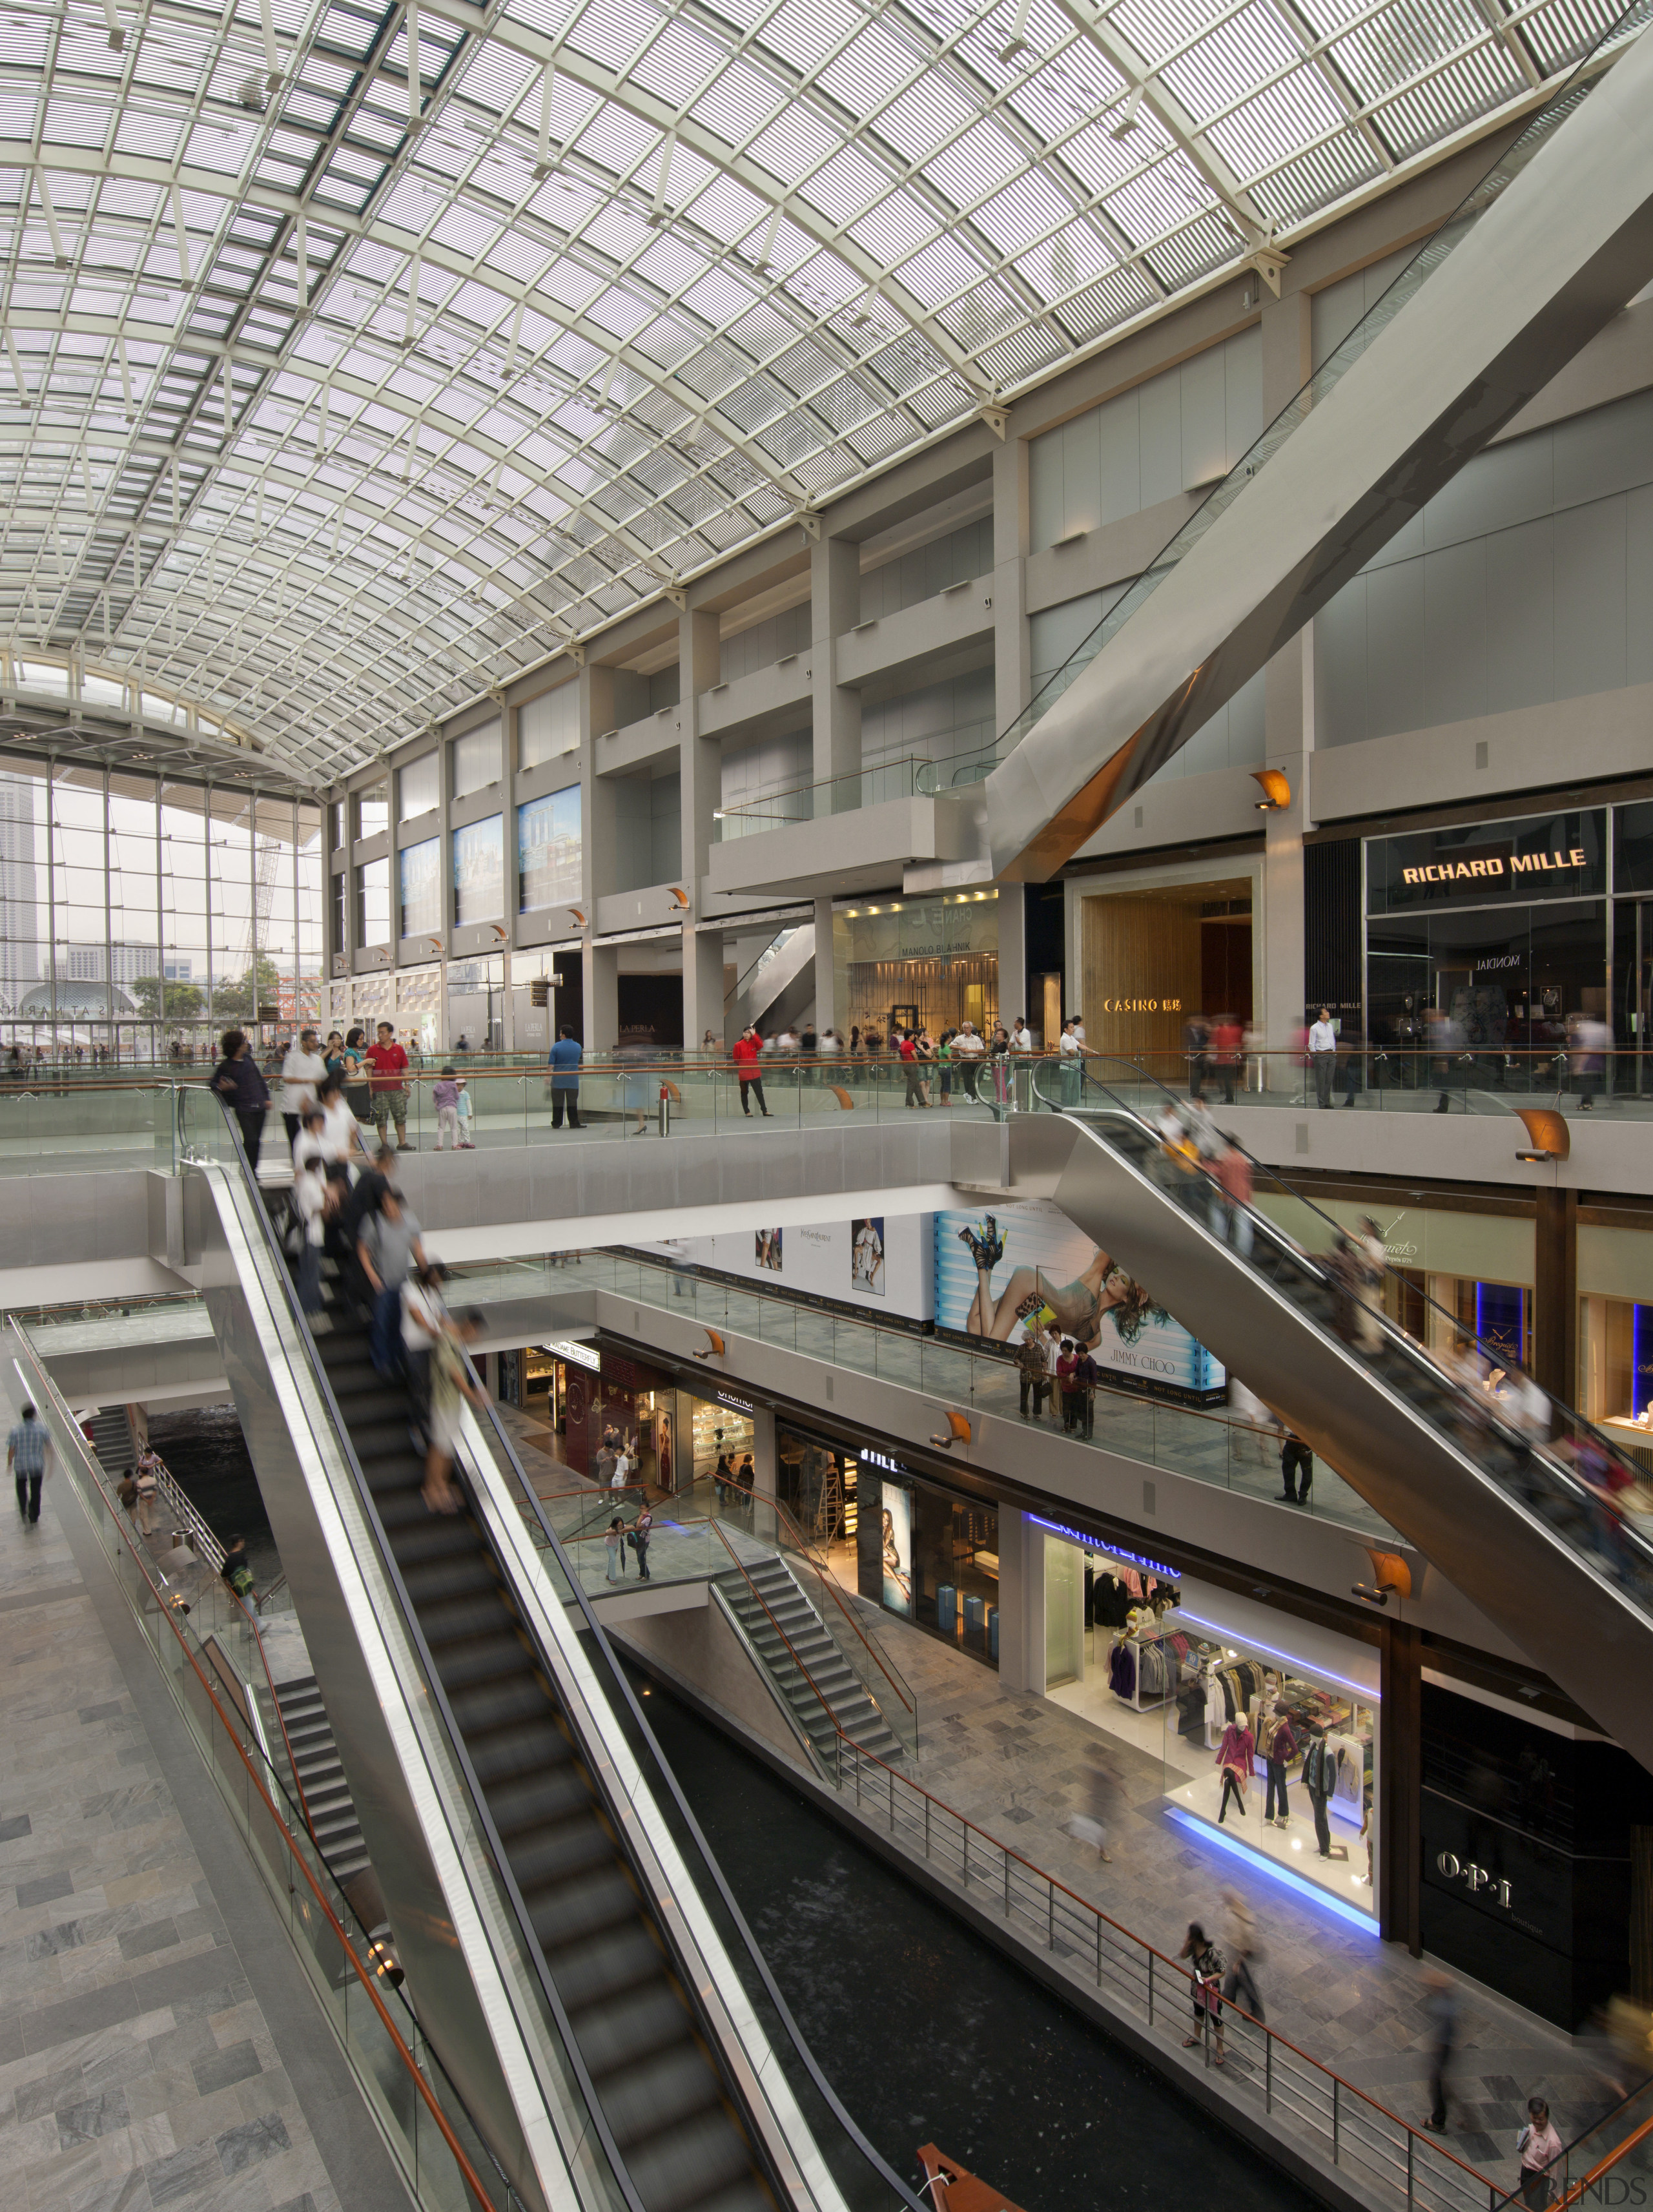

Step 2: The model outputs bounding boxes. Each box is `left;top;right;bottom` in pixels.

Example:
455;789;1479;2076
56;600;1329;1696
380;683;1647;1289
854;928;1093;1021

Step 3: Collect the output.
1036;1055;1653;1507
744;1487;918;1724
185;1100;666;2212
7;1325;510;2212
467;1385;934;2212
826;1731;1495;2207
230;1589;324;1858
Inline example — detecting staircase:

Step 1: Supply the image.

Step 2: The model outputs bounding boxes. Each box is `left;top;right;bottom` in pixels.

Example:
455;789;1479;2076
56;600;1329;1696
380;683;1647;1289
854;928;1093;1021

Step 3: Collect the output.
86;1405;132;1477
714;1557;905;1771
272;1675;372;1889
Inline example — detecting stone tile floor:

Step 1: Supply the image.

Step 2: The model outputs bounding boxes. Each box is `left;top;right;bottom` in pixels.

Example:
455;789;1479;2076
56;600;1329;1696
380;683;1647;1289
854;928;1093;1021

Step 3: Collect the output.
0;1487;354;2212
832;1594;1625;2176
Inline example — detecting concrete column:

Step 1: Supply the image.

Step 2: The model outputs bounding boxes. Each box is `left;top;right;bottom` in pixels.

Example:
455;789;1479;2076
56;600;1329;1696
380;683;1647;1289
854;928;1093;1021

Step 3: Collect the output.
750;1403;777;1545
580;661;616;1051
992;431;1031;741
994;1507;1045;1695
810;536;859;1025
679;607;723;1048
812;896;836;1037
1259;291;1315;1080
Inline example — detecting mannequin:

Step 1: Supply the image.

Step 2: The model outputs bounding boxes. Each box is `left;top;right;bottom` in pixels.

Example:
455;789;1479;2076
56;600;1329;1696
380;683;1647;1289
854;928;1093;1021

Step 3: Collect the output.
1216;1715;1254;1823
1255;1697;1298;1828
1301;1724;1335;1857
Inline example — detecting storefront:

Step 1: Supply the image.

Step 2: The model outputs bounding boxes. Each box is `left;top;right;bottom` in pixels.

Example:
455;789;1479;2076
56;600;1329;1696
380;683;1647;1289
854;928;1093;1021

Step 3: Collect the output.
776;1425;861;1557
560;1345;677;1486
853;1443;1000;1668
1363;807;1608;1068
1038;1518;1381;1928
684;1384;756;1493
1421;1675;1653;2027
832;890;1000;1042
1072;869;1256;1066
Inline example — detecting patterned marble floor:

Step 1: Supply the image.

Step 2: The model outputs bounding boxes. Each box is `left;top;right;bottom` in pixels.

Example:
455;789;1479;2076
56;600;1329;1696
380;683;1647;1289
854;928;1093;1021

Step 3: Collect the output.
828;1591;1624;2175
0;1472;407;2212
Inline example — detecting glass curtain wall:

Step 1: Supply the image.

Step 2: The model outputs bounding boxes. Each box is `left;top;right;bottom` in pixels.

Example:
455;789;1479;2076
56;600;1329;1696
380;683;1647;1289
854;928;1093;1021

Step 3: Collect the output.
0;759;322;1064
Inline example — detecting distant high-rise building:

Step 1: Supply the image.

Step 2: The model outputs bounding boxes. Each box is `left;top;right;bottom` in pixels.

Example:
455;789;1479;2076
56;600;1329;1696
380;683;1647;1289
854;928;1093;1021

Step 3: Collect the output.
52;943;163;987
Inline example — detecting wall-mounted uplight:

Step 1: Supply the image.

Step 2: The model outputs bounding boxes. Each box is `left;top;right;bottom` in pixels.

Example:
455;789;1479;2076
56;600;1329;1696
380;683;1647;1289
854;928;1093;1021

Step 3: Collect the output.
1252;769;1291;812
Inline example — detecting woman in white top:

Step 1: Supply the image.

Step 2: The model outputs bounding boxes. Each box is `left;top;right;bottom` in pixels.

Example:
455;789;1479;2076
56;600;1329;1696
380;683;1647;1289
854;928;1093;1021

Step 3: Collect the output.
278;1030;328;1145
314;1076;367;1164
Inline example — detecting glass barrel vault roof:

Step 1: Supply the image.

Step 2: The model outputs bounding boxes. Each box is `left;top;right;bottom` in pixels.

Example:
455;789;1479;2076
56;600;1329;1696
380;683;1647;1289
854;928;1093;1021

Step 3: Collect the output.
0;0;1636;781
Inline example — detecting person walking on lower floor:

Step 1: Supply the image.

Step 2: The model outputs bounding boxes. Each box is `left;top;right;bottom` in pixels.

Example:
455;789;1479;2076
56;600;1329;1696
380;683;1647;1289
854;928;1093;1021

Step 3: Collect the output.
134;1445;163;1536
1516;2098;1563;2207
632;1503;653;1581
1220;1889;1266;2025
1280;1429;1313;1504
605;1516;626;1583
1178;1924;1226;2062
8;1403;50;1524
548;1026;582;1128
1421;1970;1460;2133
1071;1344;1098;1438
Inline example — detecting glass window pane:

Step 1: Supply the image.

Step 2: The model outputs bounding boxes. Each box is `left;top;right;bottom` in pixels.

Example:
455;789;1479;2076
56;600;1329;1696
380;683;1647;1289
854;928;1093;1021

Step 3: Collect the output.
357;856;391;946
354;781;388;842
518;686;579;770
453;720;502;798
208;791;255;1026
329;800;345;853
400;837;442;938
399;751;440;821
108;773;158;1057
160;784;209;1048
453;815;503;925
0;762;48;1042
518;787;582;913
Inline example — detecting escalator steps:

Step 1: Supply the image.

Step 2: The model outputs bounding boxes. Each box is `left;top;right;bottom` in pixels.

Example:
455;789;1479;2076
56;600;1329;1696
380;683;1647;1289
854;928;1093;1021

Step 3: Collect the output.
314;1309;765;2212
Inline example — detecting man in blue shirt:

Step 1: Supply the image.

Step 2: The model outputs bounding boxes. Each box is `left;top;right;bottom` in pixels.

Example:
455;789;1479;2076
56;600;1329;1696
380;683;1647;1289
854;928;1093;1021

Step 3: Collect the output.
549;1027;582;1130
8;1403;51;1524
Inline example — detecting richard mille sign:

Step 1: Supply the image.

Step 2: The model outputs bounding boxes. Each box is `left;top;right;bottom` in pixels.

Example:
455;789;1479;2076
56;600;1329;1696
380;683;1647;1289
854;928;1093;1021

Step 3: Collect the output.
1401;848;1586;887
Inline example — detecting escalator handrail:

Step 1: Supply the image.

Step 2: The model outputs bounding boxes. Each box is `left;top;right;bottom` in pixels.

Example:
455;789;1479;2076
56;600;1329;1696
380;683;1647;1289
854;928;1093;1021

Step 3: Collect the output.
5;1324;512;2212
467;1387;934;2212
1035;1053;1653;1509
183;1101;664;2212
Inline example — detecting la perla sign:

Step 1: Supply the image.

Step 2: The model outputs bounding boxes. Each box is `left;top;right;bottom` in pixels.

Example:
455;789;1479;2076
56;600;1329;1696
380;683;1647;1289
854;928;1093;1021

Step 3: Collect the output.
1435;1852;1513;1908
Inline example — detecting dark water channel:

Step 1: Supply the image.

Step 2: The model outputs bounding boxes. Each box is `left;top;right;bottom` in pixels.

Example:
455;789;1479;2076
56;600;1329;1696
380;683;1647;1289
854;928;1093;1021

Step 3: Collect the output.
633;1673;1324;2212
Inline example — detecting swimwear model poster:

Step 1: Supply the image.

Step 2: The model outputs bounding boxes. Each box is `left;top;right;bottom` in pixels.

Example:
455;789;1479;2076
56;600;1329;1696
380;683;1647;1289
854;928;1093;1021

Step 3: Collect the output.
933;1197;1225;1400
879;1487;912;1617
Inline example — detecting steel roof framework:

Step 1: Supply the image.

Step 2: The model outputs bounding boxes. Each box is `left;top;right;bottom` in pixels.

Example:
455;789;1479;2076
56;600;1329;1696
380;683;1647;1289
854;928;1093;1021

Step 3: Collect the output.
0;0;1632;782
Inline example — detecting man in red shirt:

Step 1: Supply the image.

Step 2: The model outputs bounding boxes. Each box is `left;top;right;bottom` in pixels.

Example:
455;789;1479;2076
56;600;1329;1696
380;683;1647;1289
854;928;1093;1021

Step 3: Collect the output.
730;1026;770;1119
365;1020;413;1153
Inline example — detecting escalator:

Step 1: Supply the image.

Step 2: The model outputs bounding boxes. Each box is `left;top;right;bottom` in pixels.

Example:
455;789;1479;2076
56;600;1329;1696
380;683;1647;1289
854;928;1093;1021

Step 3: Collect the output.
313;1299;764;2212
1009;1073;1653;1773
179;1093;916;2212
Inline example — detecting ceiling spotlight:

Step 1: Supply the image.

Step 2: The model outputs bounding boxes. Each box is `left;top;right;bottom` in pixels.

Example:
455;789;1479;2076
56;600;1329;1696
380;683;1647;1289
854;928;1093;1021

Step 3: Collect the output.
1109;87;1144;140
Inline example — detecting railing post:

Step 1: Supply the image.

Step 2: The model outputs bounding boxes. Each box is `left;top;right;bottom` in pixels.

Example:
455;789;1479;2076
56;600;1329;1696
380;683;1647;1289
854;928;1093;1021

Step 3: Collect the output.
1265;2032;1272;2114
962;1823;968;1887
1147;1951;1153;2023
924;1792;930;1861
1003;1848;1010;1918
1047;1883;1054;1950
1406;2125;1413;2209
889;1762;894;1834
1333;2078;1340;2166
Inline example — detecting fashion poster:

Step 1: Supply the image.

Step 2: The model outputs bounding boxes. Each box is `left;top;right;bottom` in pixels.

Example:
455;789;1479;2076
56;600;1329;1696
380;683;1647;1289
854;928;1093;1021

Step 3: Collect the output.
754;1228;783;1272
934;1199;1224;1402
879;1482;913;1617
850;1217;885;1297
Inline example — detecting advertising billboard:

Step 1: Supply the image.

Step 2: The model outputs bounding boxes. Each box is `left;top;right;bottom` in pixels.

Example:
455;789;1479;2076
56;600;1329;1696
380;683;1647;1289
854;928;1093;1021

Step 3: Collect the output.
934;1198;1224;1403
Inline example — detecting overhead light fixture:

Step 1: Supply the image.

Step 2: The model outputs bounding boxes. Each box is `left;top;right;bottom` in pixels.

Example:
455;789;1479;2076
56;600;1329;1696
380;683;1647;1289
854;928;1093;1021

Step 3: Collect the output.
1252;767;1291;811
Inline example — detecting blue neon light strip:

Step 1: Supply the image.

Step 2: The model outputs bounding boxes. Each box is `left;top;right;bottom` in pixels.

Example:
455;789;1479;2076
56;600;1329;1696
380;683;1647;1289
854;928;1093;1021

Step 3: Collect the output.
1171;1610;1375;1700
1164;1808;1381;1934
1029;1516;1176;1580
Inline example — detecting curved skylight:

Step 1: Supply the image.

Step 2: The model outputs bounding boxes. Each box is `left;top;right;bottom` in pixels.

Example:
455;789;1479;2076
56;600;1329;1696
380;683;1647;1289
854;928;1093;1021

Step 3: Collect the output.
0;0;1635;780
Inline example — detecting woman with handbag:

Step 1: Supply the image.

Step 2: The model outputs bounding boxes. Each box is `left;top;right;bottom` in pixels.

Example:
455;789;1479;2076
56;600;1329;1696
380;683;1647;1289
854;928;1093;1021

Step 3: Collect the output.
1178;1923;1226;2062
